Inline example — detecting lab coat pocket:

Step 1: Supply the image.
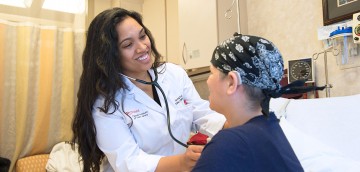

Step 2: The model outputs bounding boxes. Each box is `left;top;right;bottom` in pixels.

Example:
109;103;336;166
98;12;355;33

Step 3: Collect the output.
174;106;193;131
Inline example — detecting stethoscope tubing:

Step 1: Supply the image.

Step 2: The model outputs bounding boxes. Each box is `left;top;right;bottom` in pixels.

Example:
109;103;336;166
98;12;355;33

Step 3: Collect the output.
121;69;189;148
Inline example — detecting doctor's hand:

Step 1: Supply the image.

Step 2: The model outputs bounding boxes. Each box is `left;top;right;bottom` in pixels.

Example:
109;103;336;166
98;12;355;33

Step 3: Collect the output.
180;145;204;171
155;145;204;172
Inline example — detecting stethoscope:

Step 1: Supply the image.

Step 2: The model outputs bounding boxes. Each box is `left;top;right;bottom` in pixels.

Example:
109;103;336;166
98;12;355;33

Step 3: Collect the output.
120;68;189;148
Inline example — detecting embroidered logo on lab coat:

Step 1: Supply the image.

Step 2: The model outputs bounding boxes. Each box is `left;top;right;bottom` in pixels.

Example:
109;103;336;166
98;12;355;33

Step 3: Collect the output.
125;110;149;120
175;95;184;105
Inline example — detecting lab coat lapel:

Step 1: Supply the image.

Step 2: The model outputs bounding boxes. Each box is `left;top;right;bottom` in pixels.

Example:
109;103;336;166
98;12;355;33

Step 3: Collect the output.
125;77;164;113
148;65;186;126
157;71;170;99
150;67;171;116
154;67;172;113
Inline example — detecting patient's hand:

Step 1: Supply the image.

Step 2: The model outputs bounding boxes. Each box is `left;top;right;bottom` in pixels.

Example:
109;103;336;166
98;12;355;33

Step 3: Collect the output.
180;145;204;171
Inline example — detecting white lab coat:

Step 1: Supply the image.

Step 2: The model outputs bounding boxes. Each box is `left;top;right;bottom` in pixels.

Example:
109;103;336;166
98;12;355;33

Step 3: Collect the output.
93;63;226;172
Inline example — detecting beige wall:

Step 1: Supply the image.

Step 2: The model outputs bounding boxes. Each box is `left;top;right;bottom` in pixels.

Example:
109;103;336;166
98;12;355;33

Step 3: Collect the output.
143;0;167;58
244;0;360;98
23;0;357;98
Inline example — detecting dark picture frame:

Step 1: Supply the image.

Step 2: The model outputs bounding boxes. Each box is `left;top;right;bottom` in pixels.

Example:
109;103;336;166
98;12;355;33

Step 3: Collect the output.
323;0;360;25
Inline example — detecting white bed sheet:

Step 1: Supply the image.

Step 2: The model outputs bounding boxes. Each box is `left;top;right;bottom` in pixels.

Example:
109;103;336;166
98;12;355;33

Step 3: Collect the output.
280;116;360;172
285;94;360;162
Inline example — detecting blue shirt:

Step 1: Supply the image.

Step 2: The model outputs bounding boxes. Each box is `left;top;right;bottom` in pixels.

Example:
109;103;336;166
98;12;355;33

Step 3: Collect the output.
192;112;304;172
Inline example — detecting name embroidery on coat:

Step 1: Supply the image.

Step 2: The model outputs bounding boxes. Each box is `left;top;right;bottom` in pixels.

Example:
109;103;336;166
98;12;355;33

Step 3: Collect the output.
175;95;184;105
125;109;149;120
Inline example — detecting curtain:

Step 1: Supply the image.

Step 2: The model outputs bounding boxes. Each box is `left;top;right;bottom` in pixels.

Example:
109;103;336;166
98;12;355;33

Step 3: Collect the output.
0;20;84;171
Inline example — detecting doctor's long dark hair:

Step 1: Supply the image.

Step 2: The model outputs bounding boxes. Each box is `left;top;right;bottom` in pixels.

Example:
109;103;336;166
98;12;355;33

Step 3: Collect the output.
72;8;164;172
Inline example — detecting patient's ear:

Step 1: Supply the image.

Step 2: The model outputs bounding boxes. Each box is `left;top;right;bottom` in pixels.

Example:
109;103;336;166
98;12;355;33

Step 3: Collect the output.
226;72;239;95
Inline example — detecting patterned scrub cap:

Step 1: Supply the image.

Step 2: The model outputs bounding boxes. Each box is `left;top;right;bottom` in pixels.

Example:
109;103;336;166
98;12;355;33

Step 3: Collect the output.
211;33;285;116
211;33;284;93
211;33;325;116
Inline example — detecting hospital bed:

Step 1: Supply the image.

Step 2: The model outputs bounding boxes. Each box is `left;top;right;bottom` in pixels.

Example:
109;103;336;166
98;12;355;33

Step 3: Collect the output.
270;94;360;171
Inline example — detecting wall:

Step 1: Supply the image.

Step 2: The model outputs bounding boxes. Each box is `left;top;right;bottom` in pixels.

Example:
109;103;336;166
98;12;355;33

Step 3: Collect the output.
36;0;359;98
87;0;112;28
164;0;180;64
142;0;167;58
244;0;360;98
217;0;241;43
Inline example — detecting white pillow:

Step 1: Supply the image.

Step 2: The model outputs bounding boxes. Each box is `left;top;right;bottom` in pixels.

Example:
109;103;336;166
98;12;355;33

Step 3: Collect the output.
46;142;112;172
280;117;360;172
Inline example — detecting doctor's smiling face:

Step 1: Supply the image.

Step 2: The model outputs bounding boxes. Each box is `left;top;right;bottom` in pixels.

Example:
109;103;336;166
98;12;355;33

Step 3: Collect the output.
117;16;153;78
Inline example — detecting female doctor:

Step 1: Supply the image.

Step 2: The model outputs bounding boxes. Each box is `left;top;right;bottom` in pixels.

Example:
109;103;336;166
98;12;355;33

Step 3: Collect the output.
71;7;226;172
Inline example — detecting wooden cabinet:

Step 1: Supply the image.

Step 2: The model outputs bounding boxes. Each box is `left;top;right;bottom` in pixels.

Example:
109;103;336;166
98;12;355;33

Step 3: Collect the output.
165;0;241;69
173;0;218;69
144;0;218;69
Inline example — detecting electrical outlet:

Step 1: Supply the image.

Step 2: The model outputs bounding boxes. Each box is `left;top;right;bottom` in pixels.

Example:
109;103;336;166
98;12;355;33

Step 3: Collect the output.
349;46;359;57
189;49;200;59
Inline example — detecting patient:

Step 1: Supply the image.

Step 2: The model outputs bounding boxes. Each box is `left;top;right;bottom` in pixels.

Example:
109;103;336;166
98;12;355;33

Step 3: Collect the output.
192;33;324;172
